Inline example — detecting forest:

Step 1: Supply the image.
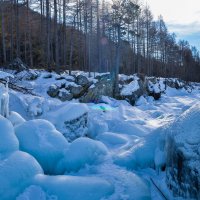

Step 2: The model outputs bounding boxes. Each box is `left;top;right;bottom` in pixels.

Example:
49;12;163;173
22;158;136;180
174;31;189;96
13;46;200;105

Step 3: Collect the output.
0;0;200;82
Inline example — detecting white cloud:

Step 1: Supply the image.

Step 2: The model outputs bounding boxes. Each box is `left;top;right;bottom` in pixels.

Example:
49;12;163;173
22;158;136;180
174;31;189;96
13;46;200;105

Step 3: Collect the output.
145;0;200;50
146;0;200;24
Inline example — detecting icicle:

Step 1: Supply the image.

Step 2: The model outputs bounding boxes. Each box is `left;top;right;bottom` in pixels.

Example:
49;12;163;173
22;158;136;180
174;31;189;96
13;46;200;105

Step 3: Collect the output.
0;78;9;118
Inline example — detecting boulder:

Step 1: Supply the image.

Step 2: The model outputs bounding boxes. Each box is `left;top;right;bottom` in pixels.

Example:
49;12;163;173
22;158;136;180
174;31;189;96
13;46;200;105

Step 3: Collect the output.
165;104;200;199
119;78;145;105
70;85;85;98
9;58;28;72
24;70;38;81
47;84;59;98
146;78;165;100
76;75;90;86
58;89;73;101
165;78;185;89
80;79;113;103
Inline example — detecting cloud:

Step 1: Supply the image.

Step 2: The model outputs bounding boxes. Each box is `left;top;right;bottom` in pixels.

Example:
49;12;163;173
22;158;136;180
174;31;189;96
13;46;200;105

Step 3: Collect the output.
167;21;200;36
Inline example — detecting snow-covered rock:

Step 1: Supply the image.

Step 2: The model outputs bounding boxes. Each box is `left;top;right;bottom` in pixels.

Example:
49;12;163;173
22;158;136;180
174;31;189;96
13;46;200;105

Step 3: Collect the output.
147;77;166;100
47;84;59;97
165;103;200;199
56;137;108;173
76;74;90;86
45;103;88;141
9;58;28;72
58;88;73;101
0;115;19;157
15;119;69;174
70;85;85;98
0;151;43;200
7;111;26;127
31;174;114;200
120;78;145;105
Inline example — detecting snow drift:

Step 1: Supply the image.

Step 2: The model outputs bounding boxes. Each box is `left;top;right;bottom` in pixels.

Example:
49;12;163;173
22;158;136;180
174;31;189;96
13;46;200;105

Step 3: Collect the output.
15;119;69;174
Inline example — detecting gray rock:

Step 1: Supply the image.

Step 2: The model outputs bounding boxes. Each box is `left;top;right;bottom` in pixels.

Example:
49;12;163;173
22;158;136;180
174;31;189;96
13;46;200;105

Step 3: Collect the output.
70;85;85;98
47;84;59;98
58;89;73;101
76;75;90;86
80;79;114;103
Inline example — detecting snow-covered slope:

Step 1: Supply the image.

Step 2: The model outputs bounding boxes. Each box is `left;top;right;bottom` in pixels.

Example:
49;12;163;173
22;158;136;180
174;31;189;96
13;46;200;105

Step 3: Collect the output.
0;69;200;200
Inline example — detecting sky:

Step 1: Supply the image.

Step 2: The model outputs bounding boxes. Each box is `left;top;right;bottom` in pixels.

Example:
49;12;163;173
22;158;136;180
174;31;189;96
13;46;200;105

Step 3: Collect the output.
146;0;200;50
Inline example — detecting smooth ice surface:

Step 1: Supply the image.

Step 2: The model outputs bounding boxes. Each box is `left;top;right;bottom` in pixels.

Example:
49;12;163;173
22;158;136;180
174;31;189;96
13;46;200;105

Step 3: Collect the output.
15;119;69;174
0;115;19;157
32;174;114;200
0;151;43;200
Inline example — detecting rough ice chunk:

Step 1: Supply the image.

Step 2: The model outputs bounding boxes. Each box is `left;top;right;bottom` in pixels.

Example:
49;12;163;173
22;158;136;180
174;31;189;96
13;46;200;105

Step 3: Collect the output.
32;174;114;200
45;103;88;141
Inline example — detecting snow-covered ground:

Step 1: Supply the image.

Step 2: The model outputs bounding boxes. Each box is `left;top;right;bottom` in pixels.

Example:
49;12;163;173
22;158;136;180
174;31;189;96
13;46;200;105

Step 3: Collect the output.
0;70;200;200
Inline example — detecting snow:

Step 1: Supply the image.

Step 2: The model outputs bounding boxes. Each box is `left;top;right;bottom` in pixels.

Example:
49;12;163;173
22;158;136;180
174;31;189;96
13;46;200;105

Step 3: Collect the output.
31;174;114;200
16;185;46;200
0;115;19;158
56;137;108;173
120;79;140;96
15;119;69;174
0;151;43;200
45;102;88;126
7;111;26;127
43;103;88;140
0;70;14;79
1;69;200;199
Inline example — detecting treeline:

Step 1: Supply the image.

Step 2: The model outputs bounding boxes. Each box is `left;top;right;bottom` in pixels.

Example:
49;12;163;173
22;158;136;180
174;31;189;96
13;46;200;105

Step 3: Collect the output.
0;0;200;84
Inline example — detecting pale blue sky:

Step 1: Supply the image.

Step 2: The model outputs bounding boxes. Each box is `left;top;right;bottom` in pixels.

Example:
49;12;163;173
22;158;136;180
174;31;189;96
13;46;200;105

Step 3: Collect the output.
146;0;200;50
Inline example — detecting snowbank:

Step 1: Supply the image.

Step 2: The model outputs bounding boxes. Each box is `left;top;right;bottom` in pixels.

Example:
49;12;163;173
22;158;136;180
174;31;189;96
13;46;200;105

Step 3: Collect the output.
15;119;69;174
0;115;19;157
56;137;108;173
0;151;43;200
